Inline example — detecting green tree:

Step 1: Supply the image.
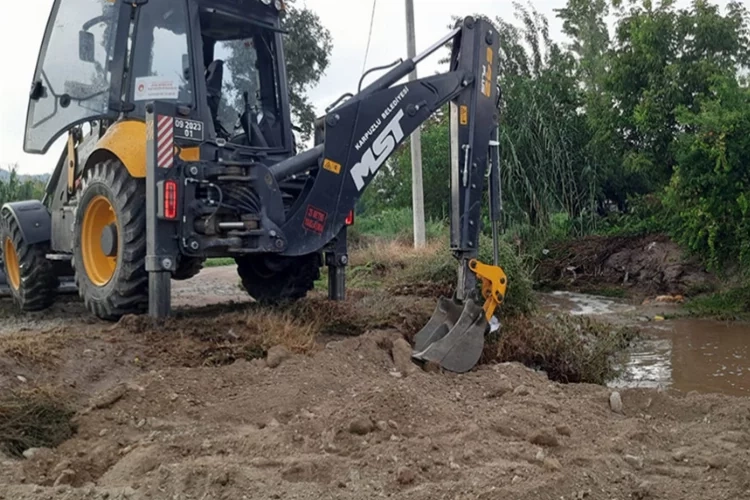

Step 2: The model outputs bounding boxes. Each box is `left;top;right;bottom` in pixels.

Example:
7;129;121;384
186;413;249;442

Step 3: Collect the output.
665;75;750;271
605;0;749;193
0;165;45;206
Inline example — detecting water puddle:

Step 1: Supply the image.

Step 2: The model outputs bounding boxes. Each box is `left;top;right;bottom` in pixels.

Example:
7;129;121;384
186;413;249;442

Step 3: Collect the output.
542;291;637;317
612;319;750;396
539;292;750;397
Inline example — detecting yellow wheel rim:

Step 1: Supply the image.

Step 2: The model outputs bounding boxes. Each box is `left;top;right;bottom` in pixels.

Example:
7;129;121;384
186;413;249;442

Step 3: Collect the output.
82;195;118;286
3;237;21;291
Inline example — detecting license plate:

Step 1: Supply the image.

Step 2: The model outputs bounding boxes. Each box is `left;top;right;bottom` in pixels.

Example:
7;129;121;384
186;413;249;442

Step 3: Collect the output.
174;118;204;142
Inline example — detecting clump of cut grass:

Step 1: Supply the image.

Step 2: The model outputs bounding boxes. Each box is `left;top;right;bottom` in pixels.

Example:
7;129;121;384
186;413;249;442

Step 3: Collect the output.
0;387;76;458
245;310;320;354
490;314;639;385
0;333;63;367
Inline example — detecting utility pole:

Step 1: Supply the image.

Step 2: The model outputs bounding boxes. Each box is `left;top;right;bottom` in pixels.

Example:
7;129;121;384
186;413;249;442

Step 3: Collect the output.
405;0;426;248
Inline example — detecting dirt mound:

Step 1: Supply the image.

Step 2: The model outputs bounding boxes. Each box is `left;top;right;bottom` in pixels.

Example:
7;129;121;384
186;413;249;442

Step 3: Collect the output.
1;326;749;499
536;234;716;298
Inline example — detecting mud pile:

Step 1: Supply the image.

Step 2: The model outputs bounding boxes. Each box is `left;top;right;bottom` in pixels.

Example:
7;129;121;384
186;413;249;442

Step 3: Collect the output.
536;234;716;297
1;324;749;500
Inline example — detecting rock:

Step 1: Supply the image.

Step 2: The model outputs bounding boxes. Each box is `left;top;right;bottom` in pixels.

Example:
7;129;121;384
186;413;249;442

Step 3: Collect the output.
485;379;514;399
609;391;624;414
266;346;291;369
555;424;572;437
624;454;644;469
633;481;652;500
90;384;128;410
16;375;27;383
422;361;443;374
349;418;375;435
671;449;688;462
53;469;76;487
22;447;49;459
376;420;389;432
396;467;416;485
511;475;522;484
707;454;729;469
543;458;562;471
391;338;418;377
513;385;530;396
528;430;559;447
388;420;399;429
99;428;109;437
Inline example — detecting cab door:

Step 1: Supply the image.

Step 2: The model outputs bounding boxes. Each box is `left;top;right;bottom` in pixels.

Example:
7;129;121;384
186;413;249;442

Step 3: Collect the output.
24;0;127;154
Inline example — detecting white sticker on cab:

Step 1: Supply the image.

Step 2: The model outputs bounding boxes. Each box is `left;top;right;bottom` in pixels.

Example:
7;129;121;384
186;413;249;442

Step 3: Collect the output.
134;76;180;101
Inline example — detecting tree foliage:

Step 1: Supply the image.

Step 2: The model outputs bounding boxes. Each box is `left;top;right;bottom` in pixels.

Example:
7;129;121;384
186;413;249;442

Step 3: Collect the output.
0;165;45;206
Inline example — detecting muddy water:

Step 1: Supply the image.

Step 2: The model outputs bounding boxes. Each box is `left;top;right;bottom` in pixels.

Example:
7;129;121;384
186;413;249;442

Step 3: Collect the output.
540;291;750;397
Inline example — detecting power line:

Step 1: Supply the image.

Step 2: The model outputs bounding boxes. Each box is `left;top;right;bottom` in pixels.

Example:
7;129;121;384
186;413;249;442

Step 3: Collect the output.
361;0;378;75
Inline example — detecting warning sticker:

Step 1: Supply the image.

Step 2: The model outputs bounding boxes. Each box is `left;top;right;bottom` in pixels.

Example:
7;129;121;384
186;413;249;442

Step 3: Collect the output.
134;76;180;101
303;205;327;234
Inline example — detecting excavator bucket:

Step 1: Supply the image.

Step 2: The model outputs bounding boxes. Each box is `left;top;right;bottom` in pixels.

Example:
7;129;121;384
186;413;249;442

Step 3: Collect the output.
412;296;488;373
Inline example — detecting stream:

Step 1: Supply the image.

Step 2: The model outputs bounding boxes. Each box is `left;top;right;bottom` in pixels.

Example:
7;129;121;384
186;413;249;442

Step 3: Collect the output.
539;291;750;397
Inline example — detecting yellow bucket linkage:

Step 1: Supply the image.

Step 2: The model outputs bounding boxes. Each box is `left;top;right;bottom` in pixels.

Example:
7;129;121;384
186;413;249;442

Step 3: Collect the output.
469;259;507;322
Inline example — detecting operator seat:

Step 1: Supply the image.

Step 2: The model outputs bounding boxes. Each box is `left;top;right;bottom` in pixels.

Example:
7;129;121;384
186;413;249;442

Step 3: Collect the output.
205;59;224;134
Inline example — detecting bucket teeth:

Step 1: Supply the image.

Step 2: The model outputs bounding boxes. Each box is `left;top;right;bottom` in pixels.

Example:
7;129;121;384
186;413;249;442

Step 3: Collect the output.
411;297;488;373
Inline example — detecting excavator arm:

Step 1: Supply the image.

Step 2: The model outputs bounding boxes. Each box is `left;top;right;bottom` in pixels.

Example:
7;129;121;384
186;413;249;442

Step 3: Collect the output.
262;17;506;372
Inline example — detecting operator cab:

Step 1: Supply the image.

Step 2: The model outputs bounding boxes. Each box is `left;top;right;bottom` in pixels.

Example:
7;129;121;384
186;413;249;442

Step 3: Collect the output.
24;0;293;157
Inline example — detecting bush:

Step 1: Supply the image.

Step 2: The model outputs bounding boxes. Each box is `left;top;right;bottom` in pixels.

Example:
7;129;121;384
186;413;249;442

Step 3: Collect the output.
685;283;750;320
664;77;750;272
393;232;536;317
492;314;639;384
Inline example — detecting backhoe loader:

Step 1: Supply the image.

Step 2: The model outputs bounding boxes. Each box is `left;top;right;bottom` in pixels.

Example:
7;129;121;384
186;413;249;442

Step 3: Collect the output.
0;0;507;373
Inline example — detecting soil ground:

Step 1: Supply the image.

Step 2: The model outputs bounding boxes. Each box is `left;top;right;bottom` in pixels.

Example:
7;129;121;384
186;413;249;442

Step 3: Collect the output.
1;266;750;500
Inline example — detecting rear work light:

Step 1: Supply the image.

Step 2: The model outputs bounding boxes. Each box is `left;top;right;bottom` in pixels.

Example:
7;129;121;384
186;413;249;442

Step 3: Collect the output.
163;179;178;220
345;210;354;226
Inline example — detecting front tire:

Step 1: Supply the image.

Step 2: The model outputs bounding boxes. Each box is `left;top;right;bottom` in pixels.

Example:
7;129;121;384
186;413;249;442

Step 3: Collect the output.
73;159;148;321
236;253;321;304
0;210;58;311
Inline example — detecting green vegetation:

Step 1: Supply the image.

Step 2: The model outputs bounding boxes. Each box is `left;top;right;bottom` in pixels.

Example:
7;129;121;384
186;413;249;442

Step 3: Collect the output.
205;258;235;268
494;314;639;385
0;165;46;206
685;284;750;320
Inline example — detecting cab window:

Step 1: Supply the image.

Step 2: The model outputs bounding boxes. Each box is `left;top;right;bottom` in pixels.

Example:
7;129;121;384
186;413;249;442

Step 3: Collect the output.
130;0;193;113
24;0;119;154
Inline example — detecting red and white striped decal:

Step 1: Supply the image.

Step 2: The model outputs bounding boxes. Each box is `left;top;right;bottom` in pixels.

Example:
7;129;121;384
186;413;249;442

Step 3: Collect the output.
156;115;174;169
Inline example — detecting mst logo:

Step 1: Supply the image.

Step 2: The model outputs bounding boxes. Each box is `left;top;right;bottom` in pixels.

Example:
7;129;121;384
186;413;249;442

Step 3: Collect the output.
351;109;406;191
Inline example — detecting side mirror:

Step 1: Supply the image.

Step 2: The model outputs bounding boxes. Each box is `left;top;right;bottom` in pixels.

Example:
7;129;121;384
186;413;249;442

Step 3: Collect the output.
79;31;95;63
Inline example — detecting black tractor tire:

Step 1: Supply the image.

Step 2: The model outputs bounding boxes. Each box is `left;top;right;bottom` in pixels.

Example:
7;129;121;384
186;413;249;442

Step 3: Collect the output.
172;256;205;281
73;159;148;321
0;210;58;311
236;253;321;304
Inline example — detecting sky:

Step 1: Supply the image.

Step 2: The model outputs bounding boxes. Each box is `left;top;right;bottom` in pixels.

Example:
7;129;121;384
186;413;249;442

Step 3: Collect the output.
0;0;730;175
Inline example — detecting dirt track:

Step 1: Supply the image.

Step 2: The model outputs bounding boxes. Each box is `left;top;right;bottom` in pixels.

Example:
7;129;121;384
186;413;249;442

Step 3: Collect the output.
1;266;750;500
